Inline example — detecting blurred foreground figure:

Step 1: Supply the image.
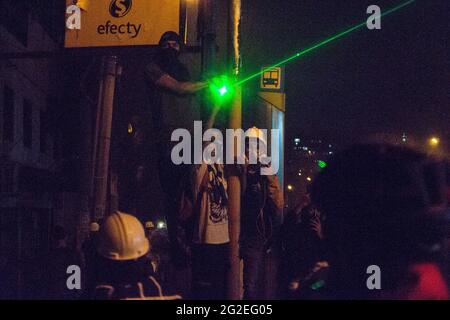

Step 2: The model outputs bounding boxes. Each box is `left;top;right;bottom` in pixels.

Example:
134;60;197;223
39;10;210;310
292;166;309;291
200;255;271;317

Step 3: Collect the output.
311;144;449;300
93;212;179;300
282;186;325;298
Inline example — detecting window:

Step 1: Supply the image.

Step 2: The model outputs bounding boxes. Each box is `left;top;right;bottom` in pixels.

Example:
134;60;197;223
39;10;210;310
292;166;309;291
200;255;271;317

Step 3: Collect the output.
23;100;32;148
3;86;15;142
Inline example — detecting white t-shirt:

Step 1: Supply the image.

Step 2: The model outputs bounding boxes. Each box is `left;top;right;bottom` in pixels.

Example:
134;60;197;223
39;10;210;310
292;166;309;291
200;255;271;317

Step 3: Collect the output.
192;163;229;244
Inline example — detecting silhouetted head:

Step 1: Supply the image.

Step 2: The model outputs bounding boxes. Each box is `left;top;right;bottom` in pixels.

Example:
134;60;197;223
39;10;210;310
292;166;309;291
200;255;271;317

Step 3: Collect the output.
156;31;190;82
311;144;446;298
158;31;182;56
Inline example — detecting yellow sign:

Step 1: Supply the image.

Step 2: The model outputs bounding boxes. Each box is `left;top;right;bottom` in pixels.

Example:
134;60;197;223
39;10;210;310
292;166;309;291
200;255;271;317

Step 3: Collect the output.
65;0;180;48
261;67;284;91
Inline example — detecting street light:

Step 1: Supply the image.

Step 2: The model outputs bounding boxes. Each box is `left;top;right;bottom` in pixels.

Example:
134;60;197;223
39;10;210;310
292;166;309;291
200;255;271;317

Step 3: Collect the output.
428;137;440;147
287;184;293;191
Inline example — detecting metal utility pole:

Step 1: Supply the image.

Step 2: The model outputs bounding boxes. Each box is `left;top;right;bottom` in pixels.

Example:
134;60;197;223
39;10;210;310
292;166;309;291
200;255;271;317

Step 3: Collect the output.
227;86;242;300
227;0;242;300
92;55;119;221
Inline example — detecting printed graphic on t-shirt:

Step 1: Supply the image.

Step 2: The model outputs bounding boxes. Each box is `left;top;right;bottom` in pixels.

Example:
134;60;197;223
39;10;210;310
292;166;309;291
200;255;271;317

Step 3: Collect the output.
207;165;228;224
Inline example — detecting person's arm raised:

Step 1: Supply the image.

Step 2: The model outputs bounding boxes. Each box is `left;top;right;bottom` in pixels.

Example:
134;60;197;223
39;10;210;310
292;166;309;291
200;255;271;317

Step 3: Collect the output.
155;74;207;95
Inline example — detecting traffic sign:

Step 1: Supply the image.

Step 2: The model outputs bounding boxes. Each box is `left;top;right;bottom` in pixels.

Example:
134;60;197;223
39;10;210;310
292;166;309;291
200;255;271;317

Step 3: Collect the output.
260;66;284;92
65;0;180;48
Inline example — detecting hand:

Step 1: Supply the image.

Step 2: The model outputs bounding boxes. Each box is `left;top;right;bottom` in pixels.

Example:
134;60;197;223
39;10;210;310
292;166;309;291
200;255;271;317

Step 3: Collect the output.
195;81;208;91
309;219;323;239
288;279;301;291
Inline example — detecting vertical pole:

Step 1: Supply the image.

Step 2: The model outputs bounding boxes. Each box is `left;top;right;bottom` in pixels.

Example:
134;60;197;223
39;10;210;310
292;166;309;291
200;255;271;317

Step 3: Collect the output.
227;86;242;300
92;56;118;221
227;0;242;300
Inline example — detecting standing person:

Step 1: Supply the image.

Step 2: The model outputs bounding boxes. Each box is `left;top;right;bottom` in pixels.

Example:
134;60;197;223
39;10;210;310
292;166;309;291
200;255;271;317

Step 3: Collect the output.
240;127;284;300
281;187;325;298
144;31;207;271
190;159;230;300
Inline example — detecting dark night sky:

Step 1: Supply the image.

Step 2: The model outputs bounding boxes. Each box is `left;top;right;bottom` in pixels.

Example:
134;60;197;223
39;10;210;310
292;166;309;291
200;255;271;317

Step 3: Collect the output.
241;0;450;147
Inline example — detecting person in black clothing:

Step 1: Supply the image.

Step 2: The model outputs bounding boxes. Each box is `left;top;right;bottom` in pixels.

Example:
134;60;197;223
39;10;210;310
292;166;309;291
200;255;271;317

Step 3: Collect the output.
240;127;284;300
282;187;324;298
311;144;449;299
144;32;206;271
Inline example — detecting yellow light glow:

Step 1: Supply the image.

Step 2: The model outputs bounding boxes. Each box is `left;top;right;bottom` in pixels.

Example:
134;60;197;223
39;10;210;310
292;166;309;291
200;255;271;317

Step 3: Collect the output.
429;137;440;147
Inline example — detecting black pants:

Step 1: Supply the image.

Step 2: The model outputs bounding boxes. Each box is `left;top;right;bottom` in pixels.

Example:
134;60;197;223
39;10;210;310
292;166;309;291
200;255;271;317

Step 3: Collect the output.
191;243;230;300
241;240;267;300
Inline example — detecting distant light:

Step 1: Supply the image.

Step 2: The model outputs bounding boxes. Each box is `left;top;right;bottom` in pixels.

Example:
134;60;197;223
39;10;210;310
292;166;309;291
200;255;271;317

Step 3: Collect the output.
302;147;308;151
429;137;440;147
402;133;407;143
311;280;325;290
317;160;327;169
127;123;133;134
306;177;312;182
287;185;293;191
157;221;166;229
294;138;301;143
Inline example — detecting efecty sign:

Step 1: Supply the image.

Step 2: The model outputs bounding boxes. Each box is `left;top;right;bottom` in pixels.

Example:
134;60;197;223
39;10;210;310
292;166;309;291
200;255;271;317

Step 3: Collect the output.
65;0;180;48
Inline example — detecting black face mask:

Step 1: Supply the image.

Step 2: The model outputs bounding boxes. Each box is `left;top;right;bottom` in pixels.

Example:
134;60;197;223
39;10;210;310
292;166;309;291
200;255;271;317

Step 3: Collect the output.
155;47;190;82
162;47;180;60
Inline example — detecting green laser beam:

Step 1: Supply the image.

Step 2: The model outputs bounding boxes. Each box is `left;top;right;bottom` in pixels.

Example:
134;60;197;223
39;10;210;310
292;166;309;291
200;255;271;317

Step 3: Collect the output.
236;0;416;86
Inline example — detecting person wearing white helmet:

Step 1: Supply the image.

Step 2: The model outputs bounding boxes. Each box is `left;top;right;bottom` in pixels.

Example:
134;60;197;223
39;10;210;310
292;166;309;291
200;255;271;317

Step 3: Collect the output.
240;126;284;300
92;212;177;300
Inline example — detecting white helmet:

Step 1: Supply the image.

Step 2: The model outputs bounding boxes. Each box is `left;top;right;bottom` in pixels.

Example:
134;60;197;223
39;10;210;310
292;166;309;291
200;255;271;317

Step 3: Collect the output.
97;212;149;261
89;222;100;232
246;126;267;146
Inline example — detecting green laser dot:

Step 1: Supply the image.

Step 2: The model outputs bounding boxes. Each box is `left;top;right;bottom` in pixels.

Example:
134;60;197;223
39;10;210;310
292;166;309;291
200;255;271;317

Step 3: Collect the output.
219;86;228;96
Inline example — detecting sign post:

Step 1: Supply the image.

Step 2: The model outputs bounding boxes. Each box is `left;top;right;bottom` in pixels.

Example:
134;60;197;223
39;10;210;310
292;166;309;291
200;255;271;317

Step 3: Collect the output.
259;66;285;298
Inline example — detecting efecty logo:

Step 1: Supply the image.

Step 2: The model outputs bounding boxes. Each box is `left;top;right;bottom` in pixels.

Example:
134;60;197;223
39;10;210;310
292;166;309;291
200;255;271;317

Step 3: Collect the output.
109;0;132;18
